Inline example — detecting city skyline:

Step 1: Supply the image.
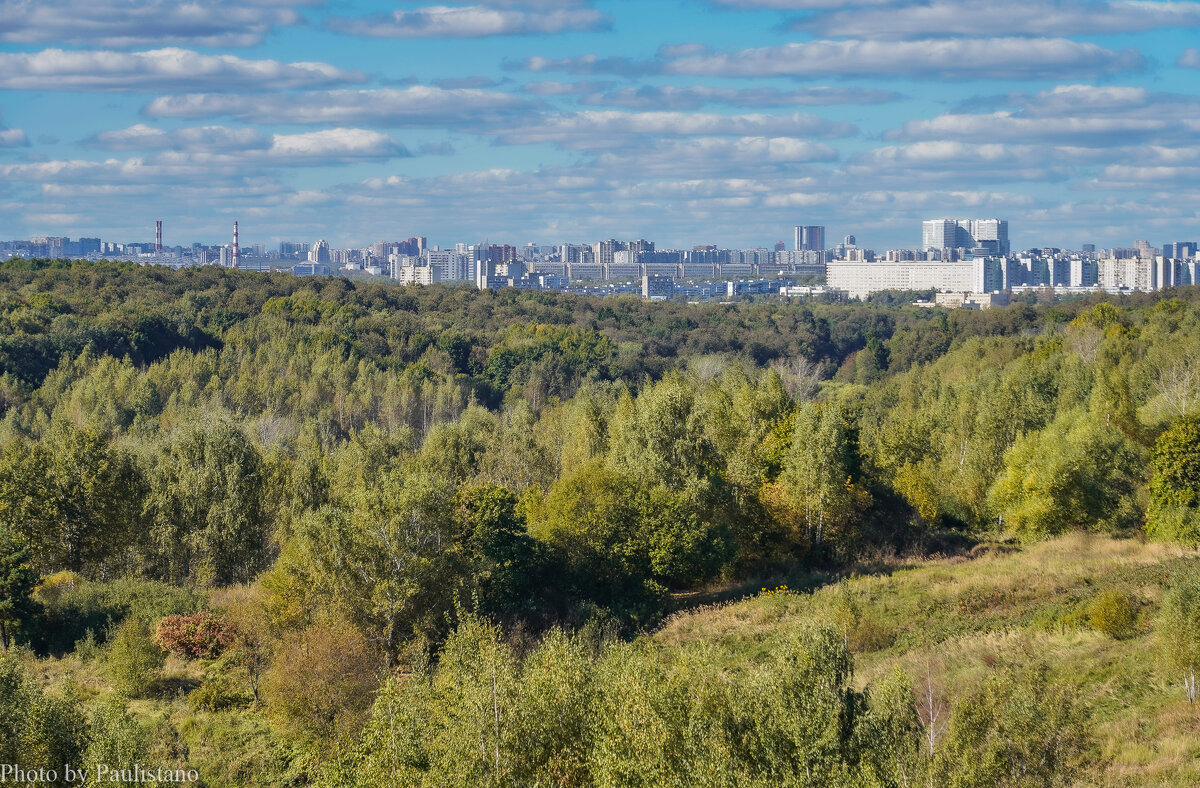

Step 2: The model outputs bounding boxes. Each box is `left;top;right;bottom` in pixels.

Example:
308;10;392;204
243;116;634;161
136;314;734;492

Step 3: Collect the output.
2;1;1200;249
6;216;1195;260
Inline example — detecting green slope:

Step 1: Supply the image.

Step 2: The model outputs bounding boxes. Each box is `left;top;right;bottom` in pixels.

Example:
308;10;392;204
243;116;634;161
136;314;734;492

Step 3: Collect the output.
654;534;1200;786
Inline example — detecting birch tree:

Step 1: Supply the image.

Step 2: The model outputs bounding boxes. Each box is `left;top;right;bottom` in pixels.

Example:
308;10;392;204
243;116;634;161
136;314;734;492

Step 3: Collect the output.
1160;566;1200;703
782;403;864;548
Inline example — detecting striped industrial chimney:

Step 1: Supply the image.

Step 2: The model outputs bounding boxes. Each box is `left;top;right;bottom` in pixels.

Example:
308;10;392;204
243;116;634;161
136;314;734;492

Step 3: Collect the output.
232;220;240;269
155;220;162;253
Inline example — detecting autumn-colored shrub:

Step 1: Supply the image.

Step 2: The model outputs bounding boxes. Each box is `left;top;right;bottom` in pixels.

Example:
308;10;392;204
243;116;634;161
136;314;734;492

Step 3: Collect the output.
1087;590;1137;640
154;611;234;659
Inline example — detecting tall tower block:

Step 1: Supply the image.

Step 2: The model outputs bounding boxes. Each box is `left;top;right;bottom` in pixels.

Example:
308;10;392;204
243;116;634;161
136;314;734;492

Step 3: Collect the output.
232;220;240;269
155;220;162;253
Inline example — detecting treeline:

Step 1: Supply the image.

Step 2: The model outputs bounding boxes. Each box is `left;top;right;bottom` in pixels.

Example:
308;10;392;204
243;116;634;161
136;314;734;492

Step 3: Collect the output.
1;259;1200;784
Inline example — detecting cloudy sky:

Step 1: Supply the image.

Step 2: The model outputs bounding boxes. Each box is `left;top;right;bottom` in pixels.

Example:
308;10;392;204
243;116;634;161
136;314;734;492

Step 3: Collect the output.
2;0;1199;251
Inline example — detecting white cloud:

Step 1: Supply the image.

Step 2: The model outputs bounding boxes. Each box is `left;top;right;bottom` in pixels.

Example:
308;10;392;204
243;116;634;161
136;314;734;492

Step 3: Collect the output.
90;125;407;162
0;0;313;48
1090;164;1200;186
521;80;615;96
513;53;657;77
0;129;408;186
762;189;1035;211
0;48;362;92
1006;84;1158;116
893;112;1169;143
144;86;532;125
1180;48;1200;68
664;38;1143;80
265;128;406;161
887;85;1200;149
0;128;29;147
0;158;220;183
796;0;1200;39
329;5;609;37
857;141;1046;170
90;123;265;150
845;141;1079;183
492;110;855;148
578;85;899;109
590;136;838;176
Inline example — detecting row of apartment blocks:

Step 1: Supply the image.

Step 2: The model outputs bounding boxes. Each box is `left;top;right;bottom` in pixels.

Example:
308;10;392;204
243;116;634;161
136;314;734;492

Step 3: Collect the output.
392;257;826;287
389;246;827;287
389;242;1200;301
827;254;1200;300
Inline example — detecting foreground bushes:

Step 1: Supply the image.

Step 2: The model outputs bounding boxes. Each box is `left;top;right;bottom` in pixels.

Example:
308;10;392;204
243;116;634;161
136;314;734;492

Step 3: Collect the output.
155;611;234;659
35;575;202;655
0;651;88;779
324;616;1089;788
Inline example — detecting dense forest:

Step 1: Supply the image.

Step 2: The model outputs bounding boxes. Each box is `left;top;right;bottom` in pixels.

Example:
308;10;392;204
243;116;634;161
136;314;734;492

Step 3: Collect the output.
1;258;1199;786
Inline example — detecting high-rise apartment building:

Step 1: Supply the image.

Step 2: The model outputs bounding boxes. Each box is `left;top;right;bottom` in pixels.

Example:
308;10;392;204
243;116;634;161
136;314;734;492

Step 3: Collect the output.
922;220;959;251
969;219;1009;255
1164;241;1198;259
309;239;331;263
425;250;471;281
793;226;825;257
593;239;623;267
922;219;1009;255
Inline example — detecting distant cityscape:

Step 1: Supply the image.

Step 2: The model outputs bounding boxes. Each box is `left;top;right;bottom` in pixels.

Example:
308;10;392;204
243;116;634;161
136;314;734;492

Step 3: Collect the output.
3;218;1199;307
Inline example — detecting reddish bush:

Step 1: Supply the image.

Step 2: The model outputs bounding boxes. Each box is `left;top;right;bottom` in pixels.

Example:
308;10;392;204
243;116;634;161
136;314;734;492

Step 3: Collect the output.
154;611;235;659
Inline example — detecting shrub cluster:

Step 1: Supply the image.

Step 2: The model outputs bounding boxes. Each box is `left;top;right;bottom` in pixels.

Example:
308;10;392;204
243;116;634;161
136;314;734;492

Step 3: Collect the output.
154;612;235;659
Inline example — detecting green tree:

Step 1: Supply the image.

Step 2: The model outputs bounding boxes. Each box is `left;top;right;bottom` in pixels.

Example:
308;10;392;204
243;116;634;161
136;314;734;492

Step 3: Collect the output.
781;403;869;549
82;694;149;784
0;652;89;782
0;423;143;576
855;669;925;788
1159;565;1200;703
263;616;379;748
294;466;459;658
855;335;890;384
106;616;165;697
0;523;37;648
591;623;863;787
988;409;1143;537
452;484;543;623
527;461;668;623
528;460;730;623
1146;415;1200;545
340;616;590;788
606;375;720;498
932;667;1089;787
145;417;270;585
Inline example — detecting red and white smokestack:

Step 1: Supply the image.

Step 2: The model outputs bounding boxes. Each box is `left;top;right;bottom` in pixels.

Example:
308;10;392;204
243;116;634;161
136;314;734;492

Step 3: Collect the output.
155;220;162;253
232;220;240;269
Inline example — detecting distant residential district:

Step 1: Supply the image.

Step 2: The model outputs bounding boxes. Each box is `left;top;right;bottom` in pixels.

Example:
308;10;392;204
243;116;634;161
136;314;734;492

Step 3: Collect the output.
5;218;1197;304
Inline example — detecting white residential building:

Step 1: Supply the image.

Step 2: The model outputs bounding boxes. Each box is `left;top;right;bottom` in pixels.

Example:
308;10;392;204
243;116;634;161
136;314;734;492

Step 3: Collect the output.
424;250;471;282
827;258;1003;299
396;265;438;286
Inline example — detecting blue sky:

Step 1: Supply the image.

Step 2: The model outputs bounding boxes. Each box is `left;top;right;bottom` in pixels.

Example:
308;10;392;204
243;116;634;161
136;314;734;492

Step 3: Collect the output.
2;0;1200;252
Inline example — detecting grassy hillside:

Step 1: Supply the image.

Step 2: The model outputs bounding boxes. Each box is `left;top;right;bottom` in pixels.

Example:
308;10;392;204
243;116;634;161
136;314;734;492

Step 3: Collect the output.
656;533;1199;786
9;533;1198;786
